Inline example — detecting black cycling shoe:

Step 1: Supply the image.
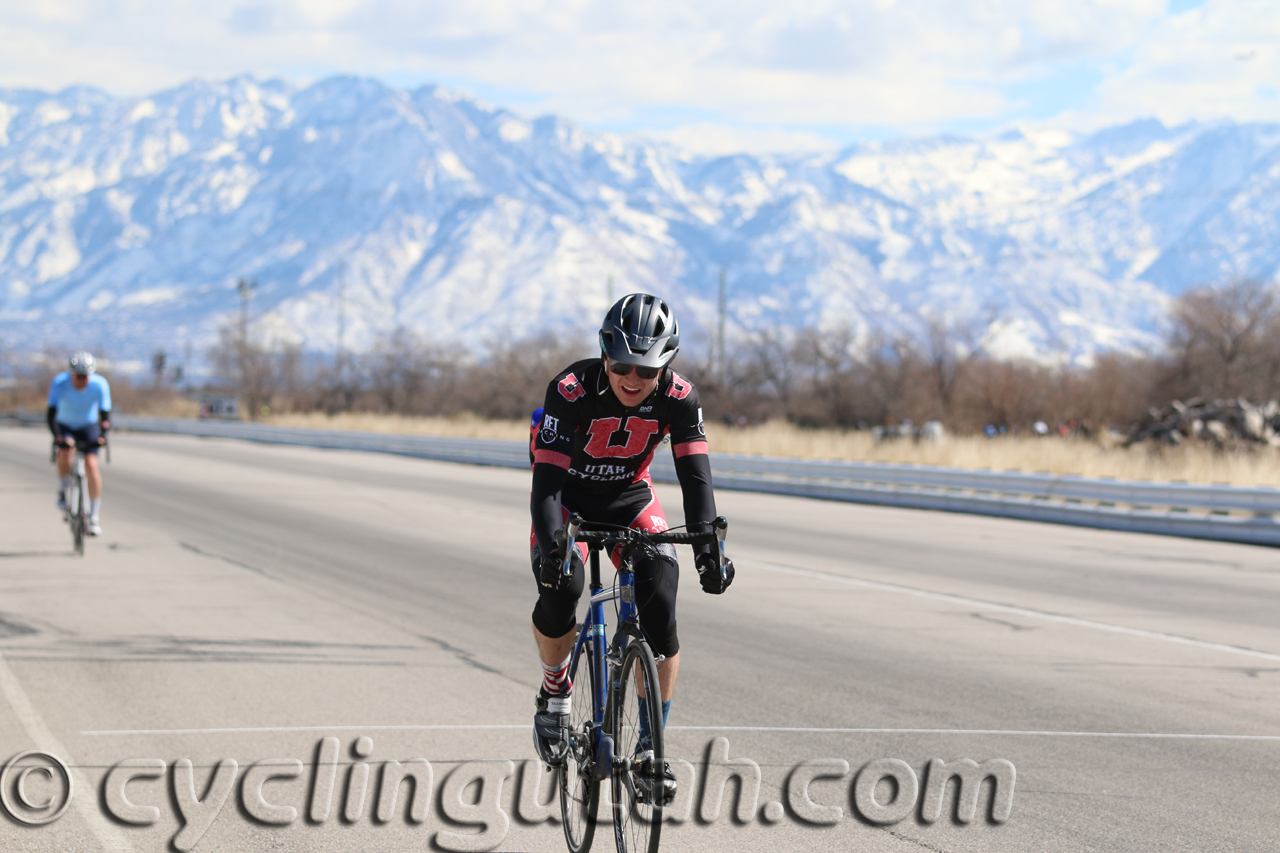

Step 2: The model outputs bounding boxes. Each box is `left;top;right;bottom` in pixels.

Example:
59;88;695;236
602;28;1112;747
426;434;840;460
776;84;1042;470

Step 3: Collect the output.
533;690;571;767
632;750;677;806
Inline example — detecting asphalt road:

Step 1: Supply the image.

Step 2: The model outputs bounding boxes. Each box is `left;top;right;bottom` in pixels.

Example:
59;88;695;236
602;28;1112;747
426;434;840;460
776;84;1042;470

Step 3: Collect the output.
0;423;1277;853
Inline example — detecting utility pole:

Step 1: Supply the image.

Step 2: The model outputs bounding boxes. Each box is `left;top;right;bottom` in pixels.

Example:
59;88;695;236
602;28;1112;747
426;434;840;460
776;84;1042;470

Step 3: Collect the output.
152;349;167;390
607;275;614;306
336;262;346;382
235;277;257;410
717;268;727;385
237;278;257;346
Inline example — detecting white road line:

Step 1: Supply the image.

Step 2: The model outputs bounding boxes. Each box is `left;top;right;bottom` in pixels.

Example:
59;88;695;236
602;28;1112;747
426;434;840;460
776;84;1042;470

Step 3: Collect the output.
0;650;135;853
746;558;1280;664
84;724;530;735
81;723;1280;741
671;727;1280;740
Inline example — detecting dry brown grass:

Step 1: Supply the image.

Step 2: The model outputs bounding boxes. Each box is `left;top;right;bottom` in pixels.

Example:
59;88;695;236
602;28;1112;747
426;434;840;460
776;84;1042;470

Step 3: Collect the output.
263;412;1280;487
704;422;1280;486
125;396;202;418
264;411;530;440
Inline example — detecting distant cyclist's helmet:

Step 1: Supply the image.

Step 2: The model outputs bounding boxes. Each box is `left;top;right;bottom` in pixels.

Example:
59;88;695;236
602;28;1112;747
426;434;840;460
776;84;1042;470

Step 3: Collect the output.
599;293;680;370
69;351;96;376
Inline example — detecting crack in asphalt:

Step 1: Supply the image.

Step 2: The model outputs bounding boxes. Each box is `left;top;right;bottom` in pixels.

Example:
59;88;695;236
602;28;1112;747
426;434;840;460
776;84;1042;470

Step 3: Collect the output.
417;632;503;674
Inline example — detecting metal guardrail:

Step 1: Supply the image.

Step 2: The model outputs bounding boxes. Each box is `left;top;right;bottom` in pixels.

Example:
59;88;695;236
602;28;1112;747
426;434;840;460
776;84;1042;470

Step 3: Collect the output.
112;415;532;469
5;412;1278;547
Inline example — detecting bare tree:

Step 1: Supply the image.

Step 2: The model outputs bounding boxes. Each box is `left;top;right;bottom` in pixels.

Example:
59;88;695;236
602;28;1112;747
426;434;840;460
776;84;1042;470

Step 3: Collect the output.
364;327;459;415
924;317;981;415
208;324;282;419
1168;278;1278;399
744;327;799;413
465;329;596;419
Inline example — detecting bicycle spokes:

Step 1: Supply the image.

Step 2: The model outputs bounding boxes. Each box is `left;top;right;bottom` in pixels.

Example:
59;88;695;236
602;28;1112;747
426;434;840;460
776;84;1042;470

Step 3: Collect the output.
560;632;600;852
612;639;664;853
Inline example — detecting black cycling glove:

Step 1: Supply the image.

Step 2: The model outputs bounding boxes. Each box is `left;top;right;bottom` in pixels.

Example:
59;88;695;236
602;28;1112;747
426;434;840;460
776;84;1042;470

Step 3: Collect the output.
538;550;571;591
695;551;735;594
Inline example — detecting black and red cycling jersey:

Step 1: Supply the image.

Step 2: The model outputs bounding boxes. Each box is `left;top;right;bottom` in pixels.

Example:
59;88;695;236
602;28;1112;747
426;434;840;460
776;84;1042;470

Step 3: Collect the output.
530;358;716;558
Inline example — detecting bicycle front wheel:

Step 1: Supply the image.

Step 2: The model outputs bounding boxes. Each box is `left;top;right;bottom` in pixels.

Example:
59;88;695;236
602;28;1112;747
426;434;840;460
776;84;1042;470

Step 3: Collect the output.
611;637;664;853
70;475;85;556
561;631;600;852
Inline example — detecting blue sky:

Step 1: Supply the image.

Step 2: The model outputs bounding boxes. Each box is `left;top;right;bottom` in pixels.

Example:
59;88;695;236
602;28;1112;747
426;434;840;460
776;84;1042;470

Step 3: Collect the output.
0;0;1275;153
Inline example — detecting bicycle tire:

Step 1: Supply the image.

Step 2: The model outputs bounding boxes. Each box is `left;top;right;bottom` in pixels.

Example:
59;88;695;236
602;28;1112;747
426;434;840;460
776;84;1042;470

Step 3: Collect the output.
610;637;664;853
70;473;85;556
560;631;600;852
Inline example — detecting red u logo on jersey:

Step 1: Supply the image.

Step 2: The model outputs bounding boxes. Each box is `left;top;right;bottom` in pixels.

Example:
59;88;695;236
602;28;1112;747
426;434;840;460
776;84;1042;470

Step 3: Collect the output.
583;417;660;458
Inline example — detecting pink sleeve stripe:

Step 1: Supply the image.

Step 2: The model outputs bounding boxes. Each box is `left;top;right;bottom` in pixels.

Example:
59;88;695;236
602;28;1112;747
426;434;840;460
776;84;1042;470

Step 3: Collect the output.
534;450;572;468
672;440;709;458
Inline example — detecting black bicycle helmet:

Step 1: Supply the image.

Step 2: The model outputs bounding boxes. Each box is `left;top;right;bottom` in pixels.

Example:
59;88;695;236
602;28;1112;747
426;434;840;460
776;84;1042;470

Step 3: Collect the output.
69;351;96;375
599;293;680;369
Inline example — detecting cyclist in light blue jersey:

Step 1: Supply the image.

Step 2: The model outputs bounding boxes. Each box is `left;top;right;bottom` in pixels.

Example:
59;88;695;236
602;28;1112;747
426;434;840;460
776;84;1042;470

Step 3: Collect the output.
47;351;111;535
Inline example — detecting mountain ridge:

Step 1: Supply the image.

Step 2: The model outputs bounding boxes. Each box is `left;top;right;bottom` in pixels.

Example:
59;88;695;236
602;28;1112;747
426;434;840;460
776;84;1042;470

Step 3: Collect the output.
2;75;1278;369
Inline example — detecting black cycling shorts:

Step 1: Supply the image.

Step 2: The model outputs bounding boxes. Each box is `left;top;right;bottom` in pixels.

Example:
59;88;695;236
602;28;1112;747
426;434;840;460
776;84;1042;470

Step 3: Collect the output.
56;423;102;455
530;476;680;658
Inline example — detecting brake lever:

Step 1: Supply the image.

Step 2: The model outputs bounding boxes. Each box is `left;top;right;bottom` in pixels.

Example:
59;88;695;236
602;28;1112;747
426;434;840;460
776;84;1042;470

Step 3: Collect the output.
561;514;582;578
714;516;729;579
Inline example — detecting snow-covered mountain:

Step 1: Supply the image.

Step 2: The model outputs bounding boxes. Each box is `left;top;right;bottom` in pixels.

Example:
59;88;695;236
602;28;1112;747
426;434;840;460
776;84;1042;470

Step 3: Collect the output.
2;75;1278;367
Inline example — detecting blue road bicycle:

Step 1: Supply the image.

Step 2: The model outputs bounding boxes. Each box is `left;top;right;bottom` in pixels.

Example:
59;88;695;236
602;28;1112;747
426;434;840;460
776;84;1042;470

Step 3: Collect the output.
554;514;729;853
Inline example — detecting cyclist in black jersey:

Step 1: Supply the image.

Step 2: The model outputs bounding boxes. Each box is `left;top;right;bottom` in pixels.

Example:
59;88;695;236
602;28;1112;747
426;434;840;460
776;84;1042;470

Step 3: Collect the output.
530;293;735;801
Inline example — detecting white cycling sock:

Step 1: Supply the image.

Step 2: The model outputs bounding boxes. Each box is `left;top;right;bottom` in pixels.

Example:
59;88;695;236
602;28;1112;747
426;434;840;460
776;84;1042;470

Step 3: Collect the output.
60;475;70;491
90;498;100;520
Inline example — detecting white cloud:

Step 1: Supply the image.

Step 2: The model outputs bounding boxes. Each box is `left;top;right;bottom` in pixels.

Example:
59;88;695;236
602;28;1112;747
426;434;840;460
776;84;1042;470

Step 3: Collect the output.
1094;0;1280;124
0;0;1274;149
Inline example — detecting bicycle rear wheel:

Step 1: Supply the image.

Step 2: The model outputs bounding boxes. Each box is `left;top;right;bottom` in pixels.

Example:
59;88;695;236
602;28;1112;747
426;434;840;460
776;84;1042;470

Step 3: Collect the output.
610;637;664;853
561;632;600;852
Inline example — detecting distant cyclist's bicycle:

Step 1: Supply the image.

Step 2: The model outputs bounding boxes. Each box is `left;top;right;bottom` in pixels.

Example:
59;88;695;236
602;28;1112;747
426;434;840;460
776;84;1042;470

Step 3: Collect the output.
554;514;729;853
52;437;106;555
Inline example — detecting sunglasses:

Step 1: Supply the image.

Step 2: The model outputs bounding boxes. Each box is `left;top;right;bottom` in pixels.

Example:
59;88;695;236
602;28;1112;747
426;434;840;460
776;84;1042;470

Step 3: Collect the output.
608;361;662;380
